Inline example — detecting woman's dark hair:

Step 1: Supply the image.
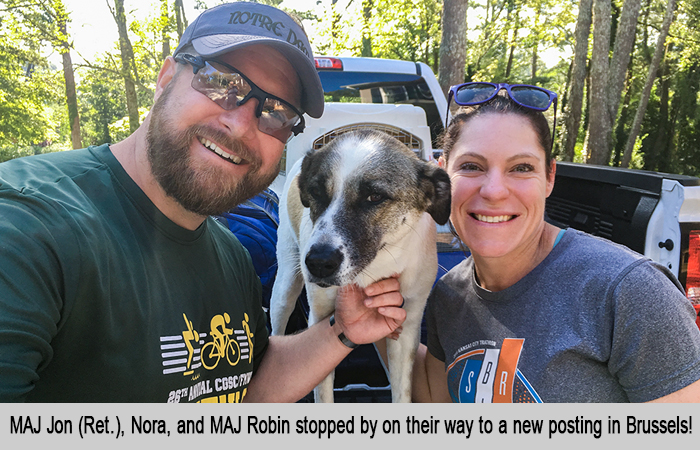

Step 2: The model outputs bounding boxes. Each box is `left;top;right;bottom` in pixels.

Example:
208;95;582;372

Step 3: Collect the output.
439;93;554;176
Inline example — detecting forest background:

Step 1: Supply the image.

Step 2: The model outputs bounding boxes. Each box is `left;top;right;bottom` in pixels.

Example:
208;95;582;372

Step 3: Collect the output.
1;0;699;175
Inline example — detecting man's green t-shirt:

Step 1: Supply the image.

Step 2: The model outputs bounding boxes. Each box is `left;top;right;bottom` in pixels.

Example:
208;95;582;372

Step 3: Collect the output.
0;144;269;402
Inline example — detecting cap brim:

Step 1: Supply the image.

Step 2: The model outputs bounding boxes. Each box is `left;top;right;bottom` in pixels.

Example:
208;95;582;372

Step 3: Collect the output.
192;35;324;118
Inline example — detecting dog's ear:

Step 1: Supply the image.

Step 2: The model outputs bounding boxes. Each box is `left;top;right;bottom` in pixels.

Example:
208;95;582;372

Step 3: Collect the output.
418;162;452;225
298;150;316;208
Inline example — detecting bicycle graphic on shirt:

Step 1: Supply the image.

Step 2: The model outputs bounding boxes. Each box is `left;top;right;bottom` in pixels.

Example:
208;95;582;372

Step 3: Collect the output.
201;313;240;369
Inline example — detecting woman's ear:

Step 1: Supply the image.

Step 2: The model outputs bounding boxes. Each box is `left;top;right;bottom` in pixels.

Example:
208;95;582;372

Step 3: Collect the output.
545;160;556;198
438;155;447;169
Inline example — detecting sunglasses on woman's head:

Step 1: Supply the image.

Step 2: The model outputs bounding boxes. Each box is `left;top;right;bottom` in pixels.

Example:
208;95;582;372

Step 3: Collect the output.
174;53;305;143
446;82;558;150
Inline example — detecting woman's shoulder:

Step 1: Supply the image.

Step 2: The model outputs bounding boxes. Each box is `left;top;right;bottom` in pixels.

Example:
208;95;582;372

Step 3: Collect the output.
443;256;473;279
430;256;474;297
533;227;658;294
558;228;646;266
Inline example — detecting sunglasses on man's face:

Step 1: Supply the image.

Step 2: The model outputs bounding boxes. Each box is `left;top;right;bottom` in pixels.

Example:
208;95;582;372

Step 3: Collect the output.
174;53;305;143
447;82;558;149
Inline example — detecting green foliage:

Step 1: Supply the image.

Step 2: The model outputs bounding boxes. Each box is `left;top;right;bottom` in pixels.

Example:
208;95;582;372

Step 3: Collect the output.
669;63;700;176
369;0;442;68
109;107;150;143
618;0;700;175
77;56;127;146
628;133;646;170
0;0;85;158
75;0;180;147
0;141;70;163
465;0;574;90
310;0;441;68
1;0;700;174
0;7;57;147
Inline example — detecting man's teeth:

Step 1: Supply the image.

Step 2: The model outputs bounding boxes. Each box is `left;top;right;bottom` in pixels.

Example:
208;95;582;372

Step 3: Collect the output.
473;214;513;223
200;138;242;164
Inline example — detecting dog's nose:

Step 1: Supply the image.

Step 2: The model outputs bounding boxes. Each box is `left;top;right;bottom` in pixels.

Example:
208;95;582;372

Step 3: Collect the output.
305;244;344;279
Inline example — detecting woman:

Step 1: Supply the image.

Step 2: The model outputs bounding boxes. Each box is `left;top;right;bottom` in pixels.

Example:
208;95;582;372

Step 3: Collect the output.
412;82;700;402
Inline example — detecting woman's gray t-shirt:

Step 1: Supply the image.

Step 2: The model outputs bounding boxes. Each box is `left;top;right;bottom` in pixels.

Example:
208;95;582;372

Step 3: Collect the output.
426;228;700;402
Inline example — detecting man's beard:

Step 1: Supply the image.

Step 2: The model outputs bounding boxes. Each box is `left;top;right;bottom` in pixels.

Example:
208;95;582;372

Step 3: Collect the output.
146;89;279;217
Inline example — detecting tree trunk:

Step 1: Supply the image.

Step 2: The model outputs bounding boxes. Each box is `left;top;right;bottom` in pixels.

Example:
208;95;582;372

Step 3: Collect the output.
111;0;140;133
438;0;469;99
62;50;82;149
161;0;170;60
55;0;82;149
531;4;540;84
641;0;652;63
561;0;593;162
505;10;519;82
553;59;574;157
599;0;643;165
662;77;681;173
612;69;633;165
621;0;676;168
586;0;612;165
651;59;671;172
607;0;642;132
423;6;435;67
361;0;373;57
331;0;341;45
174;0;187;42
581;60;593;159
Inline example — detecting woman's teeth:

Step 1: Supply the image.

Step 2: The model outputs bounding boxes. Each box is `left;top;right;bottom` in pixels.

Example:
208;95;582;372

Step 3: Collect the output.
199;138;242;165
473;214;513;223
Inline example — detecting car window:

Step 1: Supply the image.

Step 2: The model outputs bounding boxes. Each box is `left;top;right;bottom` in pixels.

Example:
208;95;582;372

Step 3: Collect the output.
318;70;443;146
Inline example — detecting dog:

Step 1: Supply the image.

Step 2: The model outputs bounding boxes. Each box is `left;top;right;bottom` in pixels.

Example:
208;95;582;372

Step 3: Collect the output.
269;129;451;402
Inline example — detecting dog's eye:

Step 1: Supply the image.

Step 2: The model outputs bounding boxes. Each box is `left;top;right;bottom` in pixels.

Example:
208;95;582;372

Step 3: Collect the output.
367;193;384;203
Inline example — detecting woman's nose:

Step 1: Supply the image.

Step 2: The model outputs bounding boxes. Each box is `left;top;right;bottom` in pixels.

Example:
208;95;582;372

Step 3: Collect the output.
479;171;509;201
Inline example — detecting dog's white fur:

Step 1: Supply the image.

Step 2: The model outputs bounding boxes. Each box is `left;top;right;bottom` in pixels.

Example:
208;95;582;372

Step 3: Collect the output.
269;130;450;403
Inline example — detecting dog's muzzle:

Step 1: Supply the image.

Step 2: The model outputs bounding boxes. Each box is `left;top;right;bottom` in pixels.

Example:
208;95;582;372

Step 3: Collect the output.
305;243;344;285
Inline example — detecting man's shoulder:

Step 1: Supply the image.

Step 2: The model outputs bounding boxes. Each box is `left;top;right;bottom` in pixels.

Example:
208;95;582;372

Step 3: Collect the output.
0;145;110;193
0;144;118;239
0;144;105;168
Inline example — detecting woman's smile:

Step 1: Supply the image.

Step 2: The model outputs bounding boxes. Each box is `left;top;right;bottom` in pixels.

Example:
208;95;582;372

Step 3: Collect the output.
470;213;517;223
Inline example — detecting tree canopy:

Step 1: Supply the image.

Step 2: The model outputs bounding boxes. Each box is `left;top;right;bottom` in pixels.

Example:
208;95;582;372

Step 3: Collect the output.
1;0;699;175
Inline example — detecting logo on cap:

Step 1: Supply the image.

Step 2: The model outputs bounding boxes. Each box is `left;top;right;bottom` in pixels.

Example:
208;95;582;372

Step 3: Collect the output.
227;11;310;57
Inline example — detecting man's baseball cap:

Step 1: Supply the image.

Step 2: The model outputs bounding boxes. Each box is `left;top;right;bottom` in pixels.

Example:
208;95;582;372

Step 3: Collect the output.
173;2;324;118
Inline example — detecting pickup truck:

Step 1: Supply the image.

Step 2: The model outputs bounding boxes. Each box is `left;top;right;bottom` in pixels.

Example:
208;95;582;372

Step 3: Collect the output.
267;55;700;401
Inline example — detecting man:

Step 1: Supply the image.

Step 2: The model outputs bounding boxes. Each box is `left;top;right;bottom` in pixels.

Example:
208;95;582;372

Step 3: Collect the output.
0;2;404;402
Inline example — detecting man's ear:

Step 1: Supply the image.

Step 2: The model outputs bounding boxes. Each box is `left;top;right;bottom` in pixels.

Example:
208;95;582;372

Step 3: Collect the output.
154;56;178;102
